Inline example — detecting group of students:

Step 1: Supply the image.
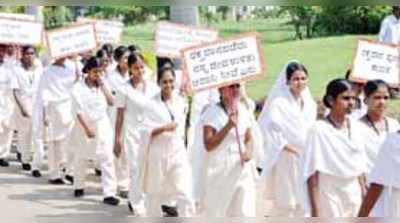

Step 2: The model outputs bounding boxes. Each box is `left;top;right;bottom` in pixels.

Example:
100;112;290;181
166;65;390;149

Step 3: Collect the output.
0;41;399;217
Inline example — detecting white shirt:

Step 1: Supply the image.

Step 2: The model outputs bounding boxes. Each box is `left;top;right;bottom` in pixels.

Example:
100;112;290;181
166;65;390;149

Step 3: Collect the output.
11;63;43;114
115;80;159;129
71;80;109;124
39;64;76;106
379;15;400;44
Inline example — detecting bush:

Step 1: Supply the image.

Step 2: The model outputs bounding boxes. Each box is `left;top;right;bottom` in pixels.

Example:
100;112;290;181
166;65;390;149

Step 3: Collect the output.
43;6;73;29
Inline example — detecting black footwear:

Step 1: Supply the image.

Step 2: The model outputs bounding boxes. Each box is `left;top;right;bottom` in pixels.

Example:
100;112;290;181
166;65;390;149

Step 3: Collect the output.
48;178;65;185
95;168;102;176
22;163;31;171
103;196;120;206
65;175;74;184
74;189;84;197
32;170;42;178
161;205;178;217
0;159;9;167
119;190;129;199
128;201;133;213
16;152;21;162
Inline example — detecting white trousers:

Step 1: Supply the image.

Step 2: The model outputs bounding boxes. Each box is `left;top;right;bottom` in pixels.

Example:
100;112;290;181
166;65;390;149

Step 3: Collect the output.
125;129;146;215
109;107;130;192
318;173;362;217
0;126;13;159
204;154;256;217
144;138;194;217
271;151;304;217
47;139;67;180
15;118;33;164
73;118;117;197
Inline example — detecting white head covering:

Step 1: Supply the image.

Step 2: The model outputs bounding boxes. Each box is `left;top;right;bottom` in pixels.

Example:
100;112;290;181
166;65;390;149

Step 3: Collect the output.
257;60;317;175
258;59;315;130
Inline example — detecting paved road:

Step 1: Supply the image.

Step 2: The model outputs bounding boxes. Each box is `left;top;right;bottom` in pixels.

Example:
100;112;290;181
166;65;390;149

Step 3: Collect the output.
0;153;272;218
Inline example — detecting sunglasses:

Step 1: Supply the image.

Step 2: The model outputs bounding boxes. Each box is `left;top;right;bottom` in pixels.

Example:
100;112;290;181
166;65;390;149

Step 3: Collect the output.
229;84;240;89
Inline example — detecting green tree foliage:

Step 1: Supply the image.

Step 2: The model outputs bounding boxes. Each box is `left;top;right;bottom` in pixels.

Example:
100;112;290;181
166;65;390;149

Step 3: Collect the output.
280;6;392;39
85;6;169;25
43;6;73;29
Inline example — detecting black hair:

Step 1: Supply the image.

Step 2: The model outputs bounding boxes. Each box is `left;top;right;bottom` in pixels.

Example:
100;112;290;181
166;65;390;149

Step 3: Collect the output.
21;45;35;54
82;56;102;74
364;79;389;98
128;44;141;54
113;45;128;62
127;52;145;68
286;62;308;81
157;57;174;70
96;49;107;59
101;43;113;56
157;67;175;84
323;78;353;108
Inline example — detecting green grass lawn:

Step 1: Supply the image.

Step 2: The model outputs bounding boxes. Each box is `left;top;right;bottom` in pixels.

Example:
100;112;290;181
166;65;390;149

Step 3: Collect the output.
121;18;399;114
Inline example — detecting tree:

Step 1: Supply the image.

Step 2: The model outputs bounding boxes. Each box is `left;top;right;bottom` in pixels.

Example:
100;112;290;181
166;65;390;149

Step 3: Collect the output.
279;6;319;39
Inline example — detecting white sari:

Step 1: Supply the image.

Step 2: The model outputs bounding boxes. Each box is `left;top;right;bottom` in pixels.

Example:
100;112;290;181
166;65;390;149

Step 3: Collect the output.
302;118;368;217
257;60;316;216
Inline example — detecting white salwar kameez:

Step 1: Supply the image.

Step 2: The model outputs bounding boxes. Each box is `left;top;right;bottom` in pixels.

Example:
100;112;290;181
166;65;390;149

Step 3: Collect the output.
0;65;15;160
368;132;400;217
202;103;256;217
10;63;43;164
142;92;194;217
115;80;159;215
37;64;75;180
359;117;400;173
257;61;317;217
302;119;368;217
104;68;130;192
71;80;118;198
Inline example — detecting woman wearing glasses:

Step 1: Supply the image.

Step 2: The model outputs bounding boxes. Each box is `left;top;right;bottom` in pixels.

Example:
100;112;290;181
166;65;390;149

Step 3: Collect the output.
257;60;316;217
303;78;368;217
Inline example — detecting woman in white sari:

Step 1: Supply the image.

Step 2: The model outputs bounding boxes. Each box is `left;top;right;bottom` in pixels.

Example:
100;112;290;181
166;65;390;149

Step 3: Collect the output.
358;131;400;217
303;78;368;217
257;60;316;216
359;80;400;173
202;83;256;217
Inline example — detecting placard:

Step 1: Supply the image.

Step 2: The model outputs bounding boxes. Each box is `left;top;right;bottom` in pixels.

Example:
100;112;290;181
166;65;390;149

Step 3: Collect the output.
351;39;400;87
155;21;218;58
0;18;43;45
182;33;265;92
78;18;123;44
0;12;35;21
46;23;97;59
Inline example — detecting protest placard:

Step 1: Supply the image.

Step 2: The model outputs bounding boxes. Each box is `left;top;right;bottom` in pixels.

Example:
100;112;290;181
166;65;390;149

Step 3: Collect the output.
182;33;265;92
46;23;97;59
351;39;400;87
0;18;43;45
155;21;218;58
78;18;123;44
0;12;35;21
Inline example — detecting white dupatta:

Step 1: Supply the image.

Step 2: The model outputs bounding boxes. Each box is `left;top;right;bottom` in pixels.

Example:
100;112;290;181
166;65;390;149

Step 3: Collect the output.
257;60;317;178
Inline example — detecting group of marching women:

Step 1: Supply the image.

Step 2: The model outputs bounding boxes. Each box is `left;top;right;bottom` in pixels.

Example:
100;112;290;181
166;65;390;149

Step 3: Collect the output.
0;42;400;218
